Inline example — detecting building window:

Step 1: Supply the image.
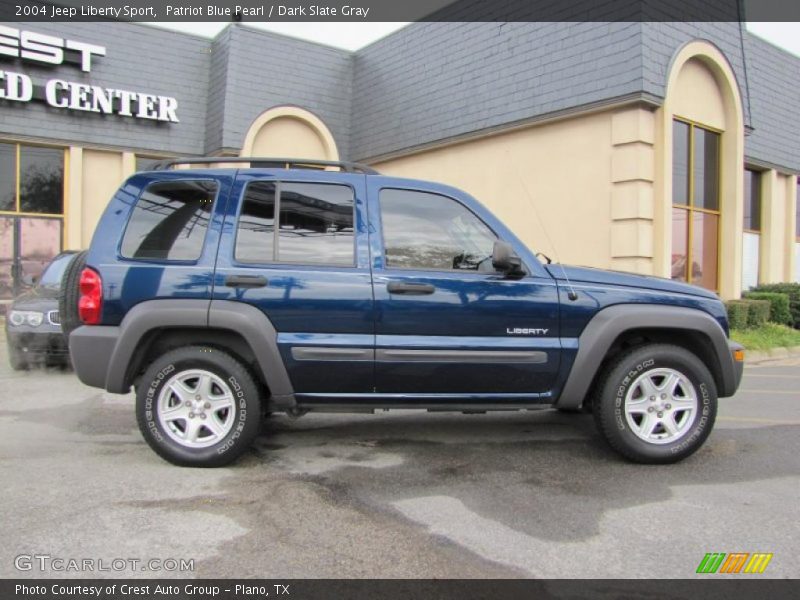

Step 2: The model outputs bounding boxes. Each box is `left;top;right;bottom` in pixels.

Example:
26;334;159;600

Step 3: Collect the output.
742;169;762;290
0;141;65;305
743;169;761;233
235;181;355;266
671;120;721;291
795;183;800;283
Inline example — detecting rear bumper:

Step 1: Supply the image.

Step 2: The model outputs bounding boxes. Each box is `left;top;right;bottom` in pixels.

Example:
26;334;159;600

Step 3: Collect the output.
69;325;120;389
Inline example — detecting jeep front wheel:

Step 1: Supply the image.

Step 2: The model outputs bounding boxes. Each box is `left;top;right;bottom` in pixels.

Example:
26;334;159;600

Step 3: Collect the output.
136;346;262;467
593;344;717;464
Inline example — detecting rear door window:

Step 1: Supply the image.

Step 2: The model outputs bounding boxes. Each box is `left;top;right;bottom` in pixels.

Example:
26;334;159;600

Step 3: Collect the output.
121;180;218;261
235;181;355;266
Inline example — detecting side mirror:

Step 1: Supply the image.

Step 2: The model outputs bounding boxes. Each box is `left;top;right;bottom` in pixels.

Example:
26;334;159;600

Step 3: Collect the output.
492;240;525;279
22;274;38;286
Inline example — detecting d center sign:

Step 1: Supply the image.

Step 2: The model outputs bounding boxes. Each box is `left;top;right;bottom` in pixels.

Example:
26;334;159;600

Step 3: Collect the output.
0;25;179;123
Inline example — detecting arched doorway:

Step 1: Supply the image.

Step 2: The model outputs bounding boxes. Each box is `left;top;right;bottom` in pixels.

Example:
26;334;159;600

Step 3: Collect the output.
655;41;745;299
240;106;339;161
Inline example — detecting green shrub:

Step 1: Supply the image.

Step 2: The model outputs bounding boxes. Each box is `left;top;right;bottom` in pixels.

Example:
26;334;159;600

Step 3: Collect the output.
751;283;800;329
744;291;792;325
725;300;751;330
746;299;770;328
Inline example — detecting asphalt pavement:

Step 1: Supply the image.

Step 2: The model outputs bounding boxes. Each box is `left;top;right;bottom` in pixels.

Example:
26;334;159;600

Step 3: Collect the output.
0;338;798;579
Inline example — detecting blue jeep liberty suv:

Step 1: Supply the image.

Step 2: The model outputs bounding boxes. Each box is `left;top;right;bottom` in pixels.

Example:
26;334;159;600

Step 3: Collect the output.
63;158;744;467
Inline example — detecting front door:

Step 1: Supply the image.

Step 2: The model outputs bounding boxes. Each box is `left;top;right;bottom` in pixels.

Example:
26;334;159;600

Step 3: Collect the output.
369;184;560;401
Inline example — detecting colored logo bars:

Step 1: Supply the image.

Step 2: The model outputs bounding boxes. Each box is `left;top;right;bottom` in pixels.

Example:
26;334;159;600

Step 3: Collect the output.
696;552;773;574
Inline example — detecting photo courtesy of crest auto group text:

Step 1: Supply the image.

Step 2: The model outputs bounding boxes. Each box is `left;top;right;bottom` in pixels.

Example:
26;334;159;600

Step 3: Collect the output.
1;0;799;597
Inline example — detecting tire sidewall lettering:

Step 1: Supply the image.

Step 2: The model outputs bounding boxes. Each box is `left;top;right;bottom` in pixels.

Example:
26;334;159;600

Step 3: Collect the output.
614;358;655;431
144;363;175;444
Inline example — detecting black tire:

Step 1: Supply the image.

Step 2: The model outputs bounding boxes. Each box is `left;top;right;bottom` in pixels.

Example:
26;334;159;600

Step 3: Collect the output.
136;346;262;467
58;250;88;342
593;344;717;464
7;344;29;371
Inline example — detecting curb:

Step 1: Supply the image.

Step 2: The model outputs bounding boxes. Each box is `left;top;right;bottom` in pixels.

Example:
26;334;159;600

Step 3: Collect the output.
745;345;800;365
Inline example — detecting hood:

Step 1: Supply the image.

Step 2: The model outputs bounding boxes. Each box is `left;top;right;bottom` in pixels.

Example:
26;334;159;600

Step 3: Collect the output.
545;264;719;300
10;285;59;312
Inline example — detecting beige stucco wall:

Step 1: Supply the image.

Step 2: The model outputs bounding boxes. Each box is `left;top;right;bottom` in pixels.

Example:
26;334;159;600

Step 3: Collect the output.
250;117;328;158
760;171;798;284
77;149;124;248
671;59;727;130
241;106;339;161
372;110;625;271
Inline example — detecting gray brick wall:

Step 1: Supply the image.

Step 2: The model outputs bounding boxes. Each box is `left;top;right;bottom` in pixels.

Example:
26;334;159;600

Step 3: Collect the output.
215;25;354;158
0;22;211;155
204;27;232;154
2;22;798;174
351;22;645;161
742;32;800;173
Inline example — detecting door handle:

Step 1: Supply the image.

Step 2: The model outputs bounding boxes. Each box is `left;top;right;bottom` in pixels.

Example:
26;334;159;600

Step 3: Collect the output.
224;274;268;288
387;282;436;295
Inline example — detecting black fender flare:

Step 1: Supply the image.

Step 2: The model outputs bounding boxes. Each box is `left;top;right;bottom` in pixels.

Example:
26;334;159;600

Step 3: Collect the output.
555;304;740;409
101;299;295;406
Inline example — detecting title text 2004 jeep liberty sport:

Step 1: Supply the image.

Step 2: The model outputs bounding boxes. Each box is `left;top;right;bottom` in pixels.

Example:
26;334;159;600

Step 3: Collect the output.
62;158;744;467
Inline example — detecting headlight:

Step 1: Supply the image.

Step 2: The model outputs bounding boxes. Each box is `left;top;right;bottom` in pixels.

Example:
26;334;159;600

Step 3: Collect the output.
8;310;44;327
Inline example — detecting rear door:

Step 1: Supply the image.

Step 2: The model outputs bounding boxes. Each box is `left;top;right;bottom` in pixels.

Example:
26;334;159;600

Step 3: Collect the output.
213;170;374;396
369;182;560;401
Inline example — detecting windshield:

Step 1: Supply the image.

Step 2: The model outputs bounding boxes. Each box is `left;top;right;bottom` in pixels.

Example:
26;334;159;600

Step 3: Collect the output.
38;253;75;289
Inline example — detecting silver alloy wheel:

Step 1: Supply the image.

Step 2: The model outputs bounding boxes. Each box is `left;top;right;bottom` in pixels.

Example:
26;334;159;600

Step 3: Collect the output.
157;369;236;449
624;367;698;445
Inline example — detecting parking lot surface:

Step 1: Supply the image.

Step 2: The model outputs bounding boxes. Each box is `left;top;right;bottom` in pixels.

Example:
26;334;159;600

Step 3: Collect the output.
1;337;798;579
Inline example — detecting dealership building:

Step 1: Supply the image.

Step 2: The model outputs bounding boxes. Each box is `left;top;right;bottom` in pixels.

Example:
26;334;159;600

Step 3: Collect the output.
1;20;799;307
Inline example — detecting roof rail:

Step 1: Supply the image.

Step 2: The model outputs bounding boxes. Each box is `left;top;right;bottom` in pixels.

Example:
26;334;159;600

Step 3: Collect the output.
150;157;379;175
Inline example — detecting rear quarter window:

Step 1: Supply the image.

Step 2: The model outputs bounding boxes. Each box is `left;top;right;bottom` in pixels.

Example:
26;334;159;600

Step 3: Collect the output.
120;180;218;261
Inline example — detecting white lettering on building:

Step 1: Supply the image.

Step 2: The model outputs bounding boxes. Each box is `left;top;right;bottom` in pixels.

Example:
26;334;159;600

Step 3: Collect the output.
0;26;179;123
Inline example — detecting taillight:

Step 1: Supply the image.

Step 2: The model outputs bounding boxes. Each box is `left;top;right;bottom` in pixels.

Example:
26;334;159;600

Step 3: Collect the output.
78;267;103;325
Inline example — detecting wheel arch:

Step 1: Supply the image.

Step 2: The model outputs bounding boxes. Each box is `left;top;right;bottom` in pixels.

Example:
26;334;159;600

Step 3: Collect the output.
556;304;736;409
105;299;295;407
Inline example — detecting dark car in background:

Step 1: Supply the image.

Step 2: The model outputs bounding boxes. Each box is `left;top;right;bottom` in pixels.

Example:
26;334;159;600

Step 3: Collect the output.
5;251;77;370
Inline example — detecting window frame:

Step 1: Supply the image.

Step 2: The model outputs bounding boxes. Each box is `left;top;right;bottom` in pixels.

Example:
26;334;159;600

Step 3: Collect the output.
796;181;800;243
118;178;220;264
671;117;722;293
743;167;763;234
233;179;358;269
0;141;66;219
377;186;505;275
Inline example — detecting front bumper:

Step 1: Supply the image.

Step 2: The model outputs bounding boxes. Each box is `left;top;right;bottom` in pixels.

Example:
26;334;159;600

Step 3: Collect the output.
727;339;745;395
69;325;120;389
6;330;69;361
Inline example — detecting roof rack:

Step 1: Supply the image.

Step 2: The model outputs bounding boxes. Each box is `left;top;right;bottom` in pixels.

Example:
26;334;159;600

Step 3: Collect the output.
151;157;379;175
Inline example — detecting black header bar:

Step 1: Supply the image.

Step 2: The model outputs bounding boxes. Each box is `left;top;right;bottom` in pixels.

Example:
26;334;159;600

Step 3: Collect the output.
1;0;800;22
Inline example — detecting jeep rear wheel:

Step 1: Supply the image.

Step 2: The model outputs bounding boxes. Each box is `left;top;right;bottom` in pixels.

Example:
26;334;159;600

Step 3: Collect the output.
136;346;262;467
593;344;717;464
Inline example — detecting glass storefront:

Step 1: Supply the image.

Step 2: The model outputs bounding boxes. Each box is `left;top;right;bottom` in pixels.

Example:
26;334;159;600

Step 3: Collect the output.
671;120;721;292
0;142;65;309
